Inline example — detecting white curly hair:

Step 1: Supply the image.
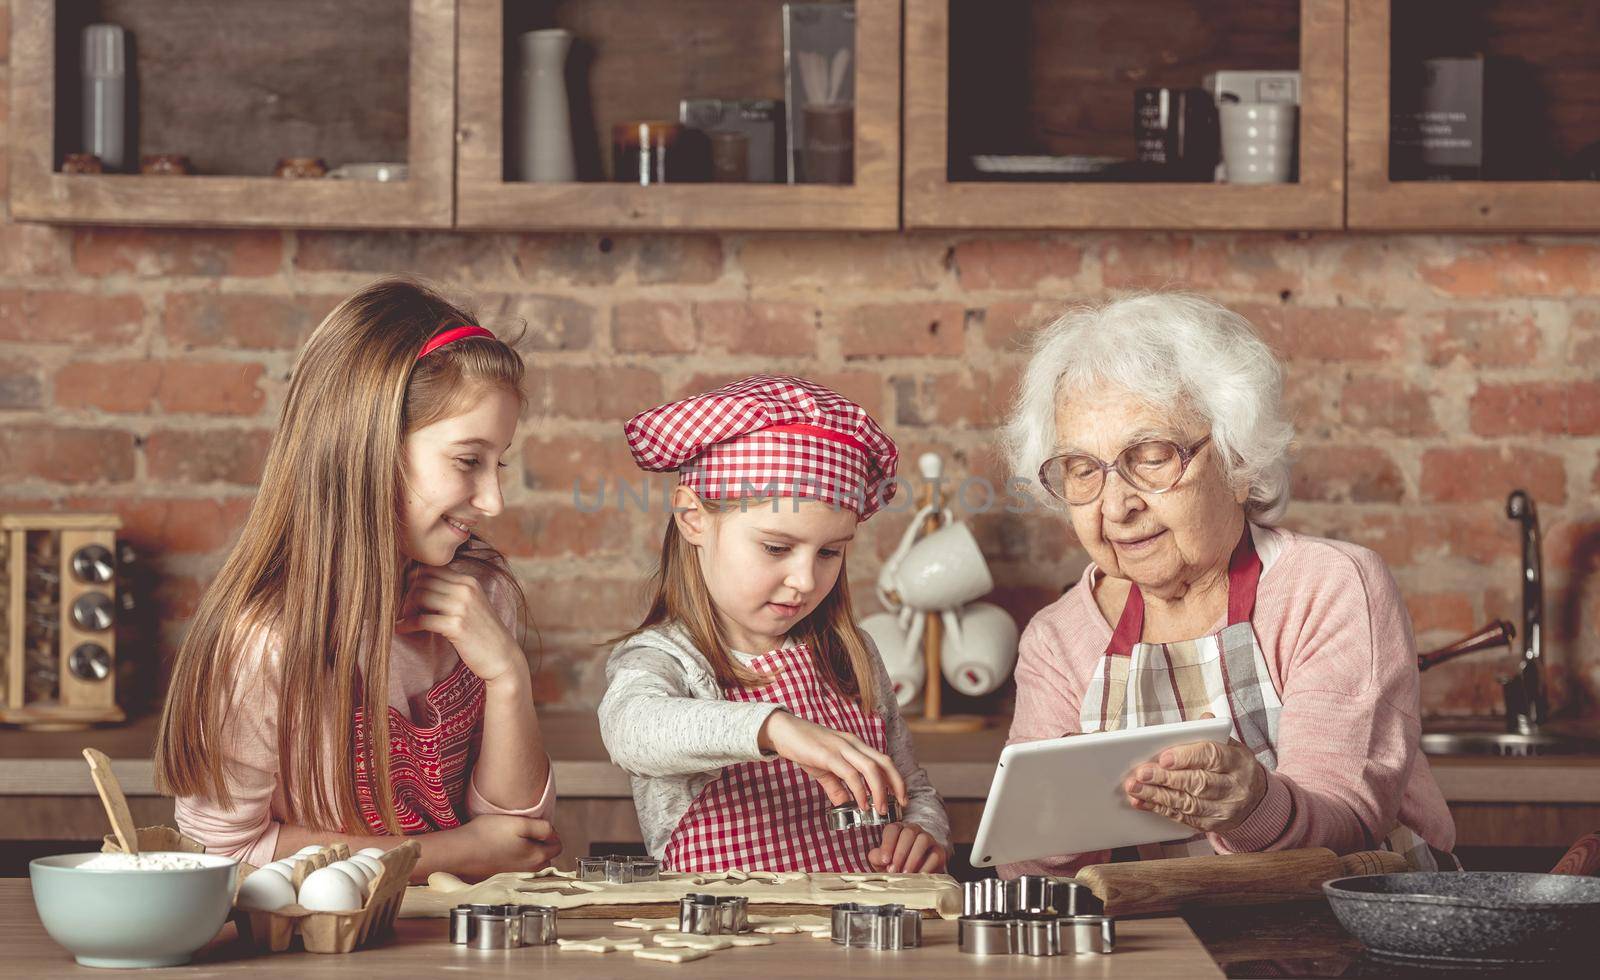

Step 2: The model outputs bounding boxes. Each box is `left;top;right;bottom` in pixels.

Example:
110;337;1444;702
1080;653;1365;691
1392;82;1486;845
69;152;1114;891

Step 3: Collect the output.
1000;292;1296;525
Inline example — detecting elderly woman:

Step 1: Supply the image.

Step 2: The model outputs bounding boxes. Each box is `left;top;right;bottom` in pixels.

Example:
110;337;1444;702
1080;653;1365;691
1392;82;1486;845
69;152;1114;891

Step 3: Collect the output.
999;293;1455;876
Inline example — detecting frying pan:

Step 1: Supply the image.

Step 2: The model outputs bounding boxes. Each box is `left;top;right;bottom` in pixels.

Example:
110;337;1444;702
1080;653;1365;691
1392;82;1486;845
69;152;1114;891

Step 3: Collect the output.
1323;832;1600;967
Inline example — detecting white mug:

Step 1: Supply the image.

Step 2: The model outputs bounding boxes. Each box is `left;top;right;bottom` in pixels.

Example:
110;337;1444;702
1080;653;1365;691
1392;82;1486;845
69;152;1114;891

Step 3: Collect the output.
1219;102;1297;184
940;602;1019;698
861;611;923;708
876;504;947;611
884;520;993;612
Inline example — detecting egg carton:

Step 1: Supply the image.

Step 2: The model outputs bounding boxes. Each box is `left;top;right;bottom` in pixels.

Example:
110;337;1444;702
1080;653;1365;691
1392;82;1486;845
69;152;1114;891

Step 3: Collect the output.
103;824;419;955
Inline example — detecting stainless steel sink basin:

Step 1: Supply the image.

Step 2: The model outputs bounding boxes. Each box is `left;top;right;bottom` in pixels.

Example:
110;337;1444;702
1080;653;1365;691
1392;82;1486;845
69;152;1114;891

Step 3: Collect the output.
1420;731;1600;757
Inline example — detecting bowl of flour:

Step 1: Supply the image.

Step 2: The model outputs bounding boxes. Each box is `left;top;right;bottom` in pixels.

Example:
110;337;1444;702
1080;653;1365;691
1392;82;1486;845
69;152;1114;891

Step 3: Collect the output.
30;850;239;968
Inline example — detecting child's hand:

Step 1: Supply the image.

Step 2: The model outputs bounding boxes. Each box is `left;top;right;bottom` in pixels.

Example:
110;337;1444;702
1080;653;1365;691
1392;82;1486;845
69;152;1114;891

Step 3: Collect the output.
758;711;907;815
440;815;562;877
868;821;948;873
398;568;526;688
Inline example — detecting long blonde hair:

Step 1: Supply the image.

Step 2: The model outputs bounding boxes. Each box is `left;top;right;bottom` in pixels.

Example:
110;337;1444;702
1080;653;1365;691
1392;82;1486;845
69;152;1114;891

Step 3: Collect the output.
155;277;527;834
628;497;879;711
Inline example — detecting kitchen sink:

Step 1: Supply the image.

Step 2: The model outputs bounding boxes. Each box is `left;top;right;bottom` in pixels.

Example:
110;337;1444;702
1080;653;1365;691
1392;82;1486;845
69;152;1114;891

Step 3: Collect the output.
1419;731;1600;757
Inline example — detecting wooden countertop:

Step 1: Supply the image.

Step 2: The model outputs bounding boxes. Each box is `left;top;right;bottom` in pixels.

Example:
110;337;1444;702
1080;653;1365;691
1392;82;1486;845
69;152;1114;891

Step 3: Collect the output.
1;879;1223;978
5;711;1600;804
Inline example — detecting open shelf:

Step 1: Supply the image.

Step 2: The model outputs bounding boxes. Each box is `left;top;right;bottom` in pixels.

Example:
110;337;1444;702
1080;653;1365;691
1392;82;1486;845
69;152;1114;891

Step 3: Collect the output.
904;0;1347;230
7;0;455;229
1347;0;1600;230
454;0;900;231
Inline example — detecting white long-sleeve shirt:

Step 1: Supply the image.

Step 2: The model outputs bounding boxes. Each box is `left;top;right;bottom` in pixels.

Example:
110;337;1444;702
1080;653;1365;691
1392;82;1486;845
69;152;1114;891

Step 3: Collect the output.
598;622;949;859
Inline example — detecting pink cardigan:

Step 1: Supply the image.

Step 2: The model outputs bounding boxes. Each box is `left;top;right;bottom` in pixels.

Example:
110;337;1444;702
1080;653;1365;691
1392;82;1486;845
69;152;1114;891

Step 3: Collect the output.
174;562;555;867
1002;525;1454;878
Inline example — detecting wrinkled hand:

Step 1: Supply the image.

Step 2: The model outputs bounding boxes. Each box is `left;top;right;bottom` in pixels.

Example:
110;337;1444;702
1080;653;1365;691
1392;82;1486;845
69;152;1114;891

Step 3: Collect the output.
1124;714;1266;834
397;567;525;687
759;711;906;815
868;822;947;873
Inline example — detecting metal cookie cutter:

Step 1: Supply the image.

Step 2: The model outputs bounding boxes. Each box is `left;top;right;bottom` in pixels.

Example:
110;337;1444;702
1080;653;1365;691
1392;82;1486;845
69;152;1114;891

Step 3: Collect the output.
956;913;1115;957
678;893;749;935
449;903;558;948
578;854;662;883
830;902;922;950
963;875;1103;917
825;798;901;831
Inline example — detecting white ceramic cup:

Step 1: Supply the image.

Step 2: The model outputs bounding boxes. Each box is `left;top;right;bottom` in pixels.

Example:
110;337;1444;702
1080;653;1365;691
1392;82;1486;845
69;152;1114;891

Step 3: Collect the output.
861;611;923;709
939;602;1019;698
1219;102;1297;184
886;521;994;611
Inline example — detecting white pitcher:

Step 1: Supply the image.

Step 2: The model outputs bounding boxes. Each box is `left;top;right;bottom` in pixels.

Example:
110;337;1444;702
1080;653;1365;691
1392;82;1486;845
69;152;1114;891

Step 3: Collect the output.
515;29;576;182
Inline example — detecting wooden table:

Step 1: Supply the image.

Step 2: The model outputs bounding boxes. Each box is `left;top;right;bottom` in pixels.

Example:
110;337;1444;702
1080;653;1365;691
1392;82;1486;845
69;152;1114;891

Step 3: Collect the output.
2;879;1224;978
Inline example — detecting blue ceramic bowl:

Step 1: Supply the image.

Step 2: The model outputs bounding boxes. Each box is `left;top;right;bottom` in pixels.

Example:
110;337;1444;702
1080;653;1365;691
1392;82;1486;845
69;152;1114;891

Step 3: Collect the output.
30;852;239;968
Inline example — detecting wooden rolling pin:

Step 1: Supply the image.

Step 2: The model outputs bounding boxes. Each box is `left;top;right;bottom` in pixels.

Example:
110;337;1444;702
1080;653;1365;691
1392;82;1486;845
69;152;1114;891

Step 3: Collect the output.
1074;847;1406;917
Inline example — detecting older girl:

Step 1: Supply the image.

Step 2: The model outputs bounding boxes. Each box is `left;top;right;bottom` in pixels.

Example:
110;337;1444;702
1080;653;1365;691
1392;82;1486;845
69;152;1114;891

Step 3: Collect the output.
156;278;557;880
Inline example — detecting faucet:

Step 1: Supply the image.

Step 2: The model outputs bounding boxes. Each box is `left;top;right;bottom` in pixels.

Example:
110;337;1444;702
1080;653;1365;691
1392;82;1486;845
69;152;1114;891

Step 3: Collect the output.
1412;489;1548;733
1503;490;1548;733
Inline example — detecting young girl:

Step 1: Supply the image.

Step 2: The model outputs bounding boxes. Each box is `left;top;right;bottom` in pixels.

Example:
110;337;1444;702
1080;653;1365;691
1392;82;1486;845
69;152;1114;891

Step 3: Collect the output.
600;376;950;874
155;278;558;881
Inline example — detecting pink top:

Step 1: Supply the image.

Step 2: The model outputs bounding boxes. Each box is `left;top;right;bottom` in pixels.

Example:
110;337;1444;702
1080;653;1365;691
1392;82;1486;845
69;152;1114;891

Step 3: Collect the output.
1002;525;1455;878
174;560;556;867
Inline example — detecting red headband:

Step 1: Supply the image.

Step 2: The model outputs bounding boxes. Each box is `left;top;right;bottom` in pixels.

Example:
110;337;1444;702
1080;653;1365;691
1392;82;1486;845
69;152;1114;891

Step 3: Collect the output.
417;325;495;360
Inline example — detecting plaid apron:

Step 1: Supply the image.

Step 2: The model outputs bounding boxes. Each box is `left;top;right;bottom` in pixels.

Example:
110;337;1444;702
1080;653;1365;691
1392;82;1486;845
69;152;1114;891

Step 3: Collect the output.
663;643;885;873
1079;525;1440;870
351;659;483;834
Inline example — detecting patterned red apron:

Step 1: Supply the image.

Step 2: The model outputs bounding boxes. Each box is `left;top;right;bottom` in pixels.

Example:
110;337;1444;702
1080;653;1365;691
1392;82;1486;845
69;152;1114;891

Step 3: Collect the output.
663;644;887;873
351;659;484;834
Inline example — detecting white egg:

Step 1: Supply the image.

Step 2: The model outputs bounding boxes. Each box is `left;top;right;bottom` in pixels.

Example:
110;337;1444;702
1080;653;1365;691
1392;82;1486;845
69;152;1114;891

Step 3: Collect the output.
255;864;293;883
237;868;297;911
295;844;326;856
348;854;382;881
356;847;386;859
262;859;300;880
326;860;371;899
297;866;364;912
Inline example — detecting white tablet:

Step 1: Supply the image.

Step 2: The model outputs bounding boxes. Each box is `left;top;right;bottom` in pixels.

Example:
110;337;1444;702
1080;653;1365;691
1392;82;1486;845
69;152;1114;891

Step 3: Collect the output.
968;716;1233;867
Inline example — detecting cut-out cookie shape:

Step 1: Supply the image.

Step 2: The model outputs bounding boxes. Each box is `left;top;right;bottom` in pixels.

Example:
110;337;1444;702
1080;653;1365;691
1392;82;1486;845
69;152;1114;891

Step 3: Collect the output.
615;918;677;931
555;937;646;953
653;933;734;950
634;947;711;963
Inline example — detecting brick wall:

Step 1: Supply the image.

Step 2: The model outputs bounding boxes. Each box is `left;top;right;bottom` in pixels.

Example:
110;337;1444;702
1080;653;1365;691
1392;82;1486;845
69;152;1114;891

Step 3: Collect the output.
5;220;1600;722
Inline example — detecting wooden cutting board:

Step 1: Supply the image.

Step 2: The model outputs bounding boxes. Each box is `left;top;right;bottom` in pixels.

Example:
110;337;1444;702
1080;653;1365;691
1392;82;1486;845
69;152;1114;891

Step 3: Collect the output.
1075;846;1407;916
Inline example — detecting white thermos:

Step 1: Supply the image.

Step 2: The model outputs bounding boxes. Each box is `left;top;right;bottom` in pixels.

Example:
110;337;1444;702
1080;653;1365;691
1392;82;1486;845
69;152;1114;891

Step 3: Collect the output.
82;24;127;171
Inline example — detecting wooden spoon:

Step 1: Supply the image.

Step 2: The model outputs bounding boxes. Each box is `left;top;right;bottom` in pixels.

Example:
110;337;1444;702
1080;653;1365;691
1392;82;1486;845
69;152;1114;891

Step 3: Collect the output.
83;747;139;855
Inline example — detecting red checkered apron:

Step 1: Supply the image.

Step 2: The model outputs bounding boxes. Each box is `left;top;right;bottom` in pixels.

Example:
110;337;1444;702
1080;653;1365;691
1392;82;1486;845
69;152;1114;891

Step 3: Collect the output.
663;644;887;873
351;659;484;834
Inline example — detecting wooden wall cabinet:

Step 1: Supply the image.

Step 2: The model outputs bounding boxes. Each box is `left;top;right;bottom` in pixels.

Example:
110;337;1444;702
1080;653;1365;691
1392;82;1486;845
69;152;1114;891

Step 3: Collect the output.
1348;0;1600;230
453;0;901;231
9;1;1600;233
8;0;456;229
903;0;1348;230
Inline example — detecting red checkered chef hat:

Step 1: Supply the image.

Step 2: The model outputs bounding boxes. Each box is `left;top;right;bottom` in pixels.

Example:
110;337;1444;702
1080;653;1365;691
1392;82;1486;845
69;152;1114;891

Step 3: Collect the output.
624;375;899;519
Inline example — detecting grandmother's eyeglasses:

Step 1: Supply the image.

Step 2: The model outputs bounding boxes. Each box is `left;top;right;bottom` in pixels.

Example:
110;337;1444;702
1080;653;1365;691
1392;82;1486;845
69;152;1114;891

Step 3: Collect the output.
1038;435;1212;505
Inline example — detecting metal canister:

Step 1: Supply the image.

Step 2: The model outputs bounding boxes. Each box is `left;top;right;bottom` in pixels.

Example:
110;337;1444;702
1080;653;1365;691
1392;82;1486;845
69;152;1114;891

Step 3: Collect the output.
957;915;1016;955
1066;914;1116;954
520;905;558;946
469;911;523;949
